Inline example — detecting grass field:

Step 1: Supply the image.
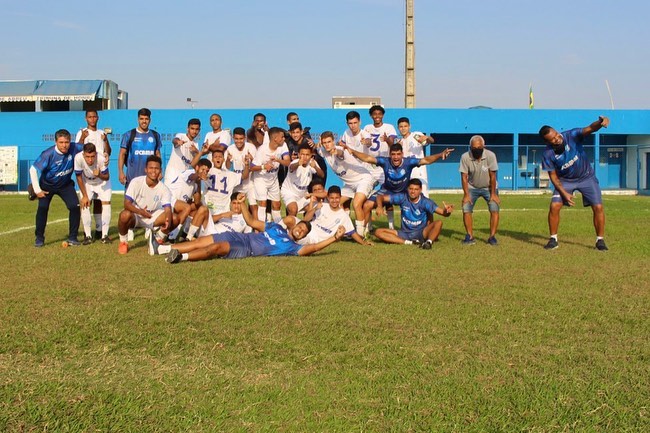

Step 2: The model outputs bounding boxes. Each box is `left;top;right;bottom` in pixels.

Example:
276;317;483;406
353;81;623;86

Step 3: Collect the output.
0;193;648;432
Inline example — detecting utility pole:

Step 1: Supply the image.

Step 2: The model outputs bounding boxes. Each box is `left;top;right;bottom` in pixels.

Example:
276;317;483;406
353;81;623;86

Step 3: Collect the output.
405;0;415;108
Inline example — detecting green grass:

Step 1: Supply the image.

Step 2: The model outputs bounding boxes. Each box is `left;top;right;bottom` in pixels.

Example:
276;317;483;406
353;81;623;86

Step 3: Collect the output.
0;193;648;432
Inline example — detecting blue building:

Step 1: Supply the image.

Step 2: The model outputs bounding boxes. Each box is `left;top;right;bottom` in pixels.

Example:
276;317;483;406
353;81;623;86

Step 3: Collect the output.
1;108;649;192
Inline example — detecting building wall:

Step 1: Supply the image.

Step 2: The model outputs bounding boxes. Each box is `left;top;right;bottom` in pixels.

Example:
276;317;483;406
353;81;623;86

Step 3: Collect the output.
1;108;649;191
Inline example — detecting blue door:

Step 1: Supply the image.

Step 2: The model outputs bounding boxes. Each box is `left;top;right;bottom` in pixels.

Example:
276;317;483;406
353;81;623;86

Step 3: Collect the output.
606;148;623;188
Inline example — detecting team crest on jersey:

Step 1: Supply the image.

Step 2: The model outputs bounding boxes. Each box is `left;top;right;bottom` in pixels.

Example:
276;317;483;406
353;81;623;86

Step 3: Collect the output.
335;218;341;224
153;194;160;202
148;137;154;143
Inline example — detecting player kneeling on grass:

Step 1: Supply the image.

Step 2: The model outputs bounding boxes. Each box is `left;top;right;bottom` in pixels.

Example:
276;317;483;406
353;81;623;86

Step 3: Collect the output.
117;155;174;254
160;193;345;263
75;143;112;244
280;144;325;216
374;178;453;249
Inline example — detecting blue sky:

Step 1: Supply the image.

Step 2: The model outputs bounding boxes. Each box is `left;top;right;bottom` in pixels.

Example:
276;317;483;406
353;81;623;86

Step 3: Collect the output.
2;0;648;109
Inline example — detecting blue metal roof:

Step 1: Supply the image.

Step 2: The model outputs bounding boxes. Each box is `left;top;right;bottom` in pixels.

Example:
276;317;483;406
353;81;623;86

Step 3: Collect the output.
32;80;103;101
0;80;40;102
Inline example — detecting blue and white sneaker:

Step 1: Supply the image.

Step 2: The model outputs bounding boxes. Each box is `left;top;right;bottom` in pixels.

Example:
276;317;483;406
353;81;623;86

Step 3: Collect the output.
462;234;476;245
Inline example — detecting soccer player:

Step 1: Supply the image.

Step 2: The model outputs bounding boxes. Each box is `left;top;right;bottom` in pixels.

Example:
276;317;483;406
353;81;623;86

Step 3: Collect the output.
246;112;269;148
163;193;346;263
459;135;500;246
30;129;83;247
375;179;454;249
225;127;258;216
539;116;610;251
342;142;453;230
74;143;112;244
362;105;398;183
164;118;201;185
118;108;162;187
117;156;174;254
250;127;290;222
396;117;434;196
316;130;375;236
203;113;231;153
301;185;372;246
281;144;325;216
203;147;249;221
340;110;374;176
76;109;112;240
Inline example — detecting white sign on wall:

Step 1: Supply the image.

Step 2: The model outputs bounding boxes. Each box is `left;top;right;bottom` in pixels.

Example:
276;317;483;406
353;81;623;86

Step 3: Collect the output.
0;146;18;185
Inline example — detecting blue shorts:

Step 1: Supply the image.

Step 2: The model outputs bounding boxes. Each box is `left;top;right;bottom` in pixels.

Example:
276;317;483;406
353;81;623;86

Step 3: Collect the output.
368;187;390;203
552;176;602;206
212;232;252;259
462;188;500;213
398;227;425;242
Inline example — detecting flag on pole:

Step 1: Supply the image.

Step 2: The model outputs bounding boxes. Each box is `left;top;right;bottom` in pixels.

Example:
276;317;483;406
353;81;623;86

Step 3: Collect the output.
529;84;534;109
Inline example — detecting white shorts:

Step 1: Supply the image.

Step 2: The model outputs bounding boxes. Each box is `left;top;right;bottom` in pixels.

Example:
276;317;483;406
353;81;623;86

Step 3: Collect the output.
281;189;309;211
370;166;385;185
234;181;257;204
341;178;375;199
254;177;280;202
134;209;165;229
83;180;112;202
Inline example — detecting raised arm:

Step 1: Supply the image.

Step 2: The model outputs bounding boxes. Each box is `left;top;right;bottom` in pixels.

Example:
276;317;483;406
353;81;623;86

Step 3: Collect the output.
419;148;454;166
341;143;377;164
297;226;345;256
237;193;265;232
582;116;609;136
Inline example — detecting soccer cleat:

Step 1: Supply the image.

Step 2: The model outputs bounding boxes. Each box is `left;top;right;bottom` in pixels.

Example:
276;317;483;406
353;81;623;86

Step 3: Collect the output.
35;238;44;247
487;236;498;246
166;249;182;264
66;239;81;246
118;241;129;255
82;236;93;245
595;239;608;251
148;234;161;256
421;240;433;250
100;236;112;244
411;239;421;246
462;234;476;245
544;238;558;250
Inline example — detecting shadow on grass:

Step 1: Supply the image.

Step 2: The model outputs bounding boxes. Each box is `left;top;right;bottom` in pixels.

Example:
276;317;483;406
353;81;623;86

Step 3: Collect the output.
474;227;594;249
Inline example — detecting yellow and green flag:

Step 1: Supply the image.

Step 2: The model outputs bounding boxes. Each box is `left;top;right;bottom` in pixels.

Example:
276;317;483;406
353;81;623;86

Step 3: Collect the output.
529;85;534;109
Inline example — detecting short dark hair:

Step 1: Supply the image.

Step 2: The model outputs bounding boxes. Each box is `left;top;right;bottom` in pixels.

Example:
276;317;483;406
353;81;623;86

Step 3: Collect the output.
390;143;403;153
188;118;201;127
197;158;212;169
297;220;312;234
369;105;385;115
138;108;151;117
268;126;284;137
83;143;96;153
55;129;71;140
320;131;334;141
85;109;98;116
345;111;360;121
397;117;410;125
308;179;324;193
327;185;342;195
289;122;303;131
286;111;298;121
146;155;162;166
212;148;225;155
253;112;266;121
539;125;553;137
408;178;423;187
233;127;246;136
298;143;312;153
230;192;240;201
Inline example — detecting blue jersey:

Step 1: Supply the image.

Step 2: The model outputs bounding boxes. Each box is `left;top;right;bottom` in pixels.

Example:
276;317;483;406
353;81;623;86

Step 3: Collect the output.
121;130;161;182
248;222;302;257
33;143;83;189
389;193;437;233
542;128;594;181
376;156;421;193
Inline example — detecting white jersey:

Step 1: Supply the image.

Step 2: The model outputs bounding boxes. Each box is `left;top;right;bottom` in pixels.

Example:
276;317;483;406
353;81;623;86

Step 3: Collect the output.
341;127;383;182
317;145;373;186
362;123;397;158
74;152;109;187
213;213;248;234
225;142;256;191
252;142;290;181
165;168;198;204
164;133;199;184
75;128;108;155
125;175;172;212
399;131;428;183
306;203;355;244
203;167;242;214
281;162;316;197
204;129;232;149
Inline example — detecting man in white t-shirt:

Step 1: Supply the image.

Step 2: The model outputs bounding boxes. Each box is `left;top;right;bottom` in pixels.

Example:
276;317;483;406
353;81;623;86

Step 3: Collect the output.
362;105;398;184
225;127;257;216
164;118;201;185
250;127;290;222
117;156;174;254
281;144;324;216
75;109;111;240
74;143;112;244
396;116;435;197
203;147;248;220
204;113;231;154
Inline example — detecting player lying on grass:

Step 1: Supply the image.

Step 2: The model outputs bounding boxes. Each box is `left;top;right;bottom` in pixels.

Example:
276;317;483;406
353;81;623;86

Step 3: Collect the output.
154;193;345;263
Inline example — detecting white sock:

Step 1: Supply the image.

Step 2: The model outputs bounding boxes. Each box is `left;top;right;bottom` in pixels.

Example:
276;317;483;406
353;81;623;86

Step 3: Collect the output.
551;234;558;240
187;224;199;240
355;221;365;236
94;213;102;233
127;229;134;241
271;210;282;223
81;207;92;237
257;206;267;222
158;244;172;254
154;230;167;243
387;210;394;230
181;253;189;262
404;240;413;245
119;234;128;243
101;205;111;237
